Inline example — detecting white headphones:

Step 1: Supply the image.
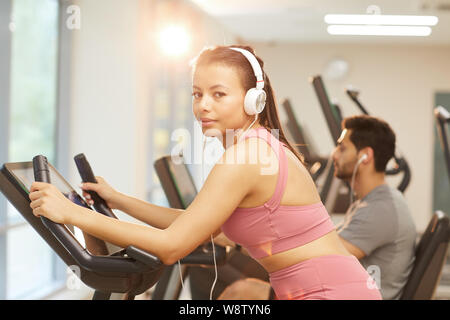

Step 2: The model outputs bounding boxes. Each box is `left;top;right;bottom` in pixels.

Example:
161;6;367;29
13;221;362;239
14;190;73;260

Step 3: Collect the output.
229;47;267;116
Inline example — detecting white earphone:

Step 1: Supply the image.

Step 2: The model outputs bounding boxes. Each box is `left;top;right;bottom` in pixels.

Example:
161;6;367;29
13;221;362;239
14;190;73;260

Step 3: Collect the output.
357;153;368;165
229;47;267;116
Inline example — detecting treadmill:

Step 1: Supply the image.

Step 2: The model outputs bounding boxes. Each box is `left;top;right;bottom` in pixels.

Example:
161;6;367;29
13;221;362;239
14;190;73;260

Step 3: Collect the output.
153;155;269;300
309;76;351;214
0;156;164;300
280;98;329;182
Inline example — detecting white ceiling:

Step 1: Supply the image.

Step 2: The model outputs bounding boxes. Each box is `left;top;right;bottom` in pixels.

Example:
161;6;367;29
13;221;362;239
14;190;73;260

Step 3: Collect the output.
190;0;450;44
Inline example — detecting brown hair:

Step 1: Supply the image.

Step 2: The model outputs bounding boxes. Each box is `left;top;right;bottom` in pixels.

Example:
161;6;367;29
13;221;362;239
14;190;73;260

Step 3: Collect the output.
191;45;305;165
343;115;396;172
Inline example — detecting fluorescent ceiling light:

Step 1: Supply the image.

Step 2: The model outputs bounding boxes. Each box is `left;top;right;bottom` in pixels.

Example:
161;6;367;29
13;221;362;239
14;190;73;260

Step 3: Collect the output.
324;14;439;26
327;25;432;36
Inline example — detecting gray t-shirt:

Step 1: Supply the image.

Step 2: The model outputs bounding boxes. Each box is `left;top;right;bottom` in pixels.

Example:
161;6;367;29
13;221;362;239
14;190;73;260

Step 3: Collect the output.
337;184;417;300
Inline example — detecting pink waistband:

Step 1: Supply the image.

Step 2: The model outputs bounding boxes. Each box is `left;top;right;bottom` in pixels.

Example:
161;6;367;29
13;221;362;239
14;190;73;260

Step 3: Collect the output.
269;255;382;300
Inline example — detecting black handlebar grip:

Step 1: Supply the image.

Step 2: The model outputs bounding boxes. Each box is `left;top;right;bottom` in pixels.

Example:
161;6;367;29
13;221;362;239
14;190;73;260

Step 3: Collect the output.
32;155;57;228
33;155;51;183
74;153;117;219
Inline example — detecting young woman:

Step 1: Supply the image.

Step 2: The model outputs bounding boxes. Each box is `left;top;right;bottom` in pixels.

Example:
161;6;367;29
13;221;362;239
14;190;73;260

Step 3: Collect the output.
29;45;381;300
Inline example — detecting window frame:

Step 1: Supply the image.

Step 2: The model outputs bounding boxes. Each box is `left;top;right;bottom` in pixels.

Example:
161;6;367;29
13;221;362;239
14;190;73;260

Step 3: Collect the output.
0;0;73;299
0;0;12;301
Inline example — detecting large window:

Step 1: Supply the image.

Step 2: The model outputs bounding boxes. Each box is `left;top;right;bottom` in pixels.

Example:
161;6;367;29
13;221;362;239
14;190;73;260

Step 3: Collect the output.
0;0;62;299
148;61;195;206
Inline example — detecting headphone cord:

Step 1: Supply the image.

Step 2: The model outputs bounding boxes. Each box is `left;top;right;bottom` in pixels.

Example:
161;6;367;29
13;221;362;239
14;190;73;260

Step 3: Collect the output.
209;234;218;300
350;161;358;206
197;137;219;300
337;158;362;232
201;137;219;300
237;115;258;143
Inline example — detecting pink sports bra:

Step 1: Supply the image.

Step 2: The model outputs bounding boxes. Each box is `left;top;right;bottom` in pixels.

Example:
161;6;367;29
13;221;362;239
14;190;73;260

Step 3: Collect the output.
221;127;336;259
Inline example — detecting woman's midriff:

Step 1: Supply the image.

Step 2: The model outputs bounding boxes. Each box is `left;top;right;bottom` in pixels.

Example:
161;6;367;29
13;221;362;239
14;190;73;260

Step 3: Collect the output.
256;230;353;273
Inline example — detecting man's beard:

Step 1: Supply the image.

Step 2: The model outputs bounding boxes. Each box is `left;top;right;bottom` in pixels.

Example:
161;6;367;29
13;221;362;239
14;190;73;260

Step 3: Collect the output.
334;159;357;181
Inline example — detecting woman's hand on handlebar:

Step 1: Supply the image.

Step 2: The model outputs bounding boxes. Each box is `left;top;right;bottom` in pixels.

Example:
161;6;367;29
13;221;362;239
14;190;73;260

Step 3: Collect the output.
29;182;79;224
80;176;120;209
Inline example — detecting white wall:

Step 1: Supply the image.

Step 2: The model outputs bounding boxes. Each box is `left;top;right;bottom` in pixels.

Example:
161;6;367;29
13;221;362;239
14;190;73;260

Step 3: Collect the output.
68;0;143;221
68;0;236;222
251;42;450;231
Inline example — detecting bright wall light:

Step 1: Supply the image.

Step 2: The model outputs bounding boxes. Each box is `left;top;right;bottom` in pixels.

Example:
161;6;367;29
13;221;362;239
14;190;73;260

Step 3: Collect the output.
324;14;439;26
158;25;190;57
327;25;432;36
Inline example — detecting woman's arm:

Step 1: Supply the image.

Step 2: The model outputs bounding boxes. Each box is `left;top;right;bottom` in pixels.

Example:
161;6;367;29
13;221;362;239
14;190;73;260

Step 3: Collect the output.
29;141;260;265
113;192;184;229
81;177;184;229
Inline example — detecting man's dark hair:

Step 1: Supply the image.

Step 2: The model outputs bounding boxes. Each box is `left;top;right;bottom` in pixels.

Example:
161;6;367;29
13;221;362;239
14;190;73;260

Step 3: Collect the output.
343;115;396;172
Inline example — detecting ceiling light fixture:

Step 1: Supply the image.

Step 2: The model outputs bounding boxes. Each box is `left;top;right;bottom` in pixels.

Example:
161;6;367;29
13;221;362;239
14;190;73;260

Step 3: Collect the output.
327;25;432;36
324;14;439;26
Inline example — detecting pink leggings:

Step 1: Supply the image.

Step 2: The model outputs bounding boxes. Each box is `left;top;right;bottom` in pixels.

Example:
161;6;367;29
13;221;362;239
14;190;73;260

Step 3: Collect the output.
269;255;382;300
